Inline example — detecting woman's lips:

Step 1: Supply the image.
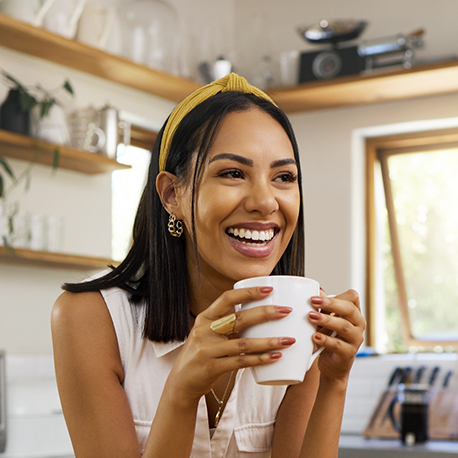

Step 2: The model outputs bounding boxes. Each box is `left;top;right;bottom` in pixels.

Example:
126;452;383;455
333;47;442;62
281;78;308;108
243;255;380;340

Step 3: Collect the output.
226;231;278;257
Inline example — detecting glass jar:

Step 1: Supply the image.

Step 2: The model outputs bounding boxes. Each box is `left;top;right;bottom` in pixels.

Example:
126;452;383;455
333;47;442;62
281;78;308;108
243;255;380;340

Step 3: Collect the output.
118;0;181;75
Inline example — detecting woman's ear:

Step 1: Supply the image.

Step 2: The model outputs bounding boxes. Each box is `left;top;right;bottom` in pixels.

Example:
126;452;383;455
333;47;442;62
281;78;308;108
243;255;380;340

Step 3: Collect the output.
156;171;181;216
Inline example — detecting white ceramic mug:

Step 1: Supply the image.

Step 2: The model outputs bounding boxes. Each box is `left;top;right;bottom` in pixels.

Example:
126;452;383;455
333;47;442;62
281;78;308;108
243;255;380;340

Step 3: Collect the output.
42;0;86;39
0;0;55;26
76;3;121;54
234;275;332;385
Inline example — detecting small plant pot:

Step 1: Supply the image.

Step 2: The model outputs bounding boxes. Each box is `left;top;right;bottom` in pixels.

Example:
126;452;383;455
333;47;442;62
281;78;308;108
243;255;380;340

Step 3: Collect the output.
0;89;31;135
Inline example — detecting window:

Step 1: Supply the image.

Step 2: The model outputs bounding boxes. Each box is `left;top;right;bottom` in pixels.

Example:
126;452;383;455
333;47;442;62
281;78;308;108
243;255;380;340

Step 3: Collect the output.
366;128;458;353
112;125;157;261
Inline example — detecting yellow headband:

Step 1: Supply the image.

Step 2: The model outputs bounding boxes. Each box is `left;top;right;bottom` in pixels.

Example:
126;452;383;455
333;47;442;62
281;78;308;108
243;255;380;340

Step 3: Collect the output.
158;73;277;172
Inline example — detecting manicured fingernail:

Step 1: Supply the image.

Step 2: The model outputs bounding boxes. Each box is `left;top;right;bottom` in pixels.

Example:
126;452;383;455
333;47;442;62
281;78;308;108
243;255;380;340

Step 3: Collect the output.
309;311;321;320
280;337;296;346
270;352;282;359
311;296;324;305
314;333;322;341
276;306;293;314
259;286;273;294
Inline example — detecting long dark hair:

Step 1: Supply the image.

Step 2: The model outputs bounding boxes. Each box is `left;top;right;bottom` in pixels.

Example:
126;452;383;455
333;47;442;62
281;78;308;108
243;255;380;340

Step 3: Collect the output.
63;91;305;342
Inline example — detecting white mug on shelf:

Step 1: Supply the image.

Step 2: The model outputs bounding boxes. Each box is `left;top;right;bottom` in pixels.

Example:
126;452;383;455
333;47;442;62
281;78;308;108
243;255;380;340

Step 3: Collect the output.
76;3;122;54
42;0;86;39
0;0;54;27
46;215;64;252
30;213;46;251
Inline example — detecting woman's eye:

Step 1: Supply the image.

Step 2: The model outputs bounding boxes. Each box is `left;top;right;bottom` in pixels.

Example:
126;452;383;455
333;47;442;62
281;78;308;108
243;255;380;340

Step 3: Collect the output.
274;173;297;183
219;169;243;179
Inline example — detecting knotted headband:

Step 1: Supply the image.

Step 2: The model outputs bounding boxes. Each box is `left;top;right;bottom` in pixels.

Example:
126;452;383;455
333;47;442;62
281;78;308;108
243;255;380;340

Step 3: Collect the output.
158;73;277;172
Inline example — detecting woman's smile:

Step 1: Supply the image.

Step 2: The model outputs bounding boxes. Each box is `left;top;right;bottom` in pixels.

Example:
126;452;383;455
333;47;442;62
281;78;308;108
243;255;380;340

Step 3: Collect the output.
226;223;278;257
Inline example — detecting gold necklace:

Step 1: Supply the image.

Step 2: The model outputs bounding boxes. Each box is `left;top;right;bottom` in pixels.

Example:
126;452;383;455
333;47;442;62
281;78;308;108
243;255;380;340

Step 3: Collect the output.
210;370;234;427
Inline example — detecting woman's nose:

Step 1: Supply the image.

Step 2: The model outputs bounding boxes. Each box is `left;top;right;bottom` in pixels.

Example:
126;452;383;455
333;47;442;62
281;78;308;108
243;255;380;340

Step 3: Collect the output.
243;180;279;215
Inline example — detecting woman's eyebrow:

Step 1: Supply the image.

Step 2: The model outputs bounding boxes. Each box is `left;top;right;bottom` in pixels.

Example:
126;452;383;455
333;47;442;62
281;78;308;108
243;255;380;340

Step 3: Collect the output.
270;158;297;168
208;154;296;168
209;153;253;166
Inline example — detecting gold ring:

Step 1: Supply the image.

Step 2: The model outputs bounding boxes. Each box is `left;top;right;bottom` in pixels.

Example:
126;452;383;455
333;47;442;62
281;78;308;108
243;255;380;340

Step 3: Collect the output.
210;313;236;334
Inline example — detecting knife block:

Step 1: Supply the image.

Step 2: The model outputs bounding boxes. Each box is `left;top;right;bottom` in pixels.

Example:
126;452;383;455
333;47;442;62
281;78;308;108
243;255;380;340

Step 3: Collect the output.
364;390;458;440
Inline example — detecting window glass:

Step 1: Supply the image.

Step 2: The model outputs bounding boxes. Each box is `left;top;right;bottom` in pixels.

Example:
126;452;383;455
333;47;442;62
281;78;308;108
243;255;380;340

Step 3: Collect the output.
112;145;150;261
385;150;458;341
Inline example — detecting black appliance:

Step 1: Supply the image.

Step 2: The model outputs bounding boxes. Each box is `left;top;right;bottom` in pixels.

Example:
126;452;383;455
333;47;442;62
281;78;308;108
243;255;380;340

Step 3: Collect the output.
299;46;365;82
297;19;367;82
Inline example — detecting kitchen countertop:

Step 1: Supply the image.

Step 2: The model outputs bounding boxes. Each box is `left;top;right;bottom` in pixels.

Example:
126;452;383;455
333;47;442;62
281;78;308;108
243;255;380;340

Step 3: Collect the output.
339;435;458;457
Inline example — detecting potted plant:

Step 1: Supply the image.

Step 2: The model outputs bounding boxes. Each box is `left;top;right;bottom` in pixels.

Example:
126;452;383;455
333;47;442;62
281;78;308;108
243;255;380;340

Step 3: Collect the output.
0;70;74;139
0;71;74;248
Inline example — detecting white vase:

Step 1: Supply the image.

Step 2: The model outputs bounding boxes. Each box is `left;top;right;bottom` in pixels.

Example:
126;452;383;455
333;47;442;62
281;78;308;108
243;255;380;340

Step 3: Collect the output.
31;104;70;146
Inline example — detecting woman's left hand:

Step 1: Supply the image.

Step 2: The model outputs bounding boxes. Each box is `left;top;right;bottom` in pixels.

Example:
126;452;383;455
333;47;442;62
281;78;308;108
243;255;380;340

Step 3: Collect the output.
308;289;366;383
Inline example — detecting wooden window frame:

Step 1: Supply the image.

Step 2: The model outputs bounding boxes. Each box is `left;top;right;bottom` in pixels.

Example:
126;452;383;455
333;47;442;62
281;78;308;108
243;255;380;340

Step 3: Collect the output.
365;127;458;349
129;124;158;152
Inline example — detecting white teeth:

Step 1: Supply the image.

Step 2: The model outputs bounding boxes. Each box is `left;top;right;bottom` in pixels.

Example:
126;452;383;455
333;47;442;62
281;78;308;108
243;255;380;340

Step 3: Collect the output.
227;227;275;242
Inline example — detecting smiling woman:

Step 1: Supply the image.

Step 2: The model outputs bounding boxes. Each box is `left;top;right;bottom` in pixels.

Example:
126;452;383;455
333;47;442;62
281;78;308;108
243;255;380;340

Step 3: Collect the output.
51;73;365;458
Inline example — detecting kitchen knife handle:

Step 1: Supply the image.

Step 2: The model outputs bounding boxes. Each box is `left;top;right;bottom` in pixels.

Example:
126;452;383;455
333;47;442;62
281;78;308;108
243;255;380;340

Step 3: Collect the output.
388;367;403;388
399;366;413;385
428;366;440;387
443;369;453;389
413;365;426;384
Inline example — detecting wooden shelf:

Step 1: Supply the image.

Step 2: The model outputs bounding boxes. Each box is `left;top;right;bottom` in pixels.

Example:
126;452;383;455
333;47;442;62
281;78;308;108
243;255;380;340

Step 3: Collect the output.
0;13;200;103
266;59;458;113
2;15;458;114
0;245;118;270
0;129;130;174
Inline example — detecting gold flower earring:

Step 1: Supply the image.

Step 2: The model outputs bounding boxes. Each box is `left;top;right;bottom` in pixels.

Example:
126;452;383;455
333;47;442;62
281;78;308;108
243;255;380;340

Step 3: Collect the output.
168;214;183;237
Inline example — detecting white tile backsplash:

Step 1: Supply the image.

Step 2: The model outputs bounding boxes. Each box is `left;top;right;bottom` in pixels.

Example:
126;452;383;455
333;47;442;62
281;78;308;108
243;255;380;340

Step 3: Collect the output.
342;353;458;435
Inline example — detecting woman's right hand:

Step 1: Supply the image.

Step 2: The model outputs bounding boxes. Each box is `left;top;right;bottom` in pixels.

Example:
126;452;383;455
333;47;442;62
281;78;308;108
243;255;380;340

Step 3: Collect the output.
165;286;295;404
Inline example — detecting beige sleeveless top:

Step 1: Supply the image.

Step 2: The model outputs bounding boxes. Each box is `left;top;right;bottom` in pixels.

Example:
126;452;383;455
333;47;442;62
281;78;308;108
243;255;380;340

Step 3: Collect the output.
101;285;287;457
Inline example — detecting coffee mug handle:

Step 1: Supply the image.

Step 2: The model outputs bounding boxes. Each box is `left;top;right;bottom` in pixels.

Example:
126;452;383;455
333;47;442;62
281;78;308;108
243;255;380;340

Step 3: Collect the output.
307;330;337;371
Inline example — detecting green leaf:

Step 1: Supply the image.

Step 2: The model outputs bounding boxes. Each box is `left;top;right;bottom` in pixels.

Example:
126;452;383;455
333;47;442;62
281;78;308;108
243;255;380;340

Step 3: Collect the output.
1;70;26;92
7;214;13;235
0;157;15;180
19;92;38;112
0;174;3;198
63;79;74;96
52;148;60;172
40;100;54;119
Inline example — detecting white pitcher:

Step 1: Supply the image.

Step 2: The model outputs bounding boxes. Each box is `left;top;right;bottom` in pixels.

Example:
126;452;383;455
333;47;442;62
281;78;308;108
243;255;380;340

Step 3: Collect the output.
76;3;122;54
0;0;55;26
42;0;87;39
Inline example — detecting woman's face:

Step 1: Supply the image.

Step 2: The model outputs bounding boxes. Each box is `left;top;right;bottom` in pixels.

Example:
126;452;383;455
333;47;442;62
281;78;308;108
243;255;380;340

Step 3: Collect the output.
177;107;301;291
